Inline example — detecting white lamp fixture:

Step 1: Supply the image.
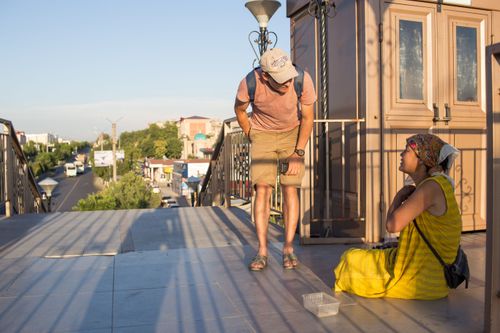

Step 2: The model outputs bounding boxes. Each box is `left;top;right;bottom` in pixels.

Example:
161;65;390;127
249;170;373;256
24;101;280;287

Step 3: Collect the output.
245;0;281;59
38;177;58;212
245;0;281;28
38;177;58;197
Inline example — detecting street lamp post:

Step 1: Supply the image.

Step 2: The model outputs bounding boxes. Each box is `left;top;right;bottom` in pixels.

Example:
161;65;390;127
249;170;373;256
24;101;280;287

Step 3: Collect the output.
38;177;58;212
245;0;281;60
186;176;201;207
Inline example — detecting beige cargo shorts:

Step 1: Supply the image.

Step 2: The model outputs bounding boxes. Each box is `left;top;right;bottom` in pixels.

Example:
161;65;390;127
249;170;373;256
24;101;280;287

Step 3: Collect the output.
249;126;305;188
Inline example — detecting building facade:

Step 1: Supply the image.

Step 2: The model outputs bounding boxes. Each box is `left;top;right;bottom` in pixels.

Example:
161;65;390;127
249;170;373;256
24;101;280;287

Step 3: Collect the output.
177;116;222;159
143;159;176;185
287;0;500;243
25;133;58;146
171;159;210;195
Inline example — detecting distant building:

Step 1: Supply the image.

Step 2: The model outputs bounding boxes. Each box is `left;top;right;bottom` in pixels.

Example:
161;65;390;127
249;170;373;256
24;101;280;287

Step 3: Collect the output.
177;116;222;159
15;131;26;146
143;158;177;185
25;133;58;146
171;159;210;195
58;138;71;145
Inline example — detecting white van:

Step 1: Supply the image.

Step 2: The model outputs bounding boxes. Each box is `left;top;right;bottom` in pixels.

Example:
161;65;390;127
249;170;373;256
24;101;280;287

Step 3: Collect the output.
75;161;85;174
65;163;77;177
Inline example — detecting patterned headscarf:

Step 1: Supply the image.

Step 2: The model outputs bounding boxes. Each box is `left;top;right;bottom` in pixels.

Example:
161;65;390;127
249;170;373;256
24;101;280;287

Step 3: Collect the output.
406;134;445;171
406;133;460;187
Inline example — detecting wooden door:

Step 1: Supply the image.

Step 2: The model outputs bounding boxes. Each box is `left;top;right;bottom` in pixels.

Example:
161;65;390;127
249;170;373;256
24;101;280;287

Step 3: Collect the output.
382;1;440;230
382;0;489;231
435;6;490;230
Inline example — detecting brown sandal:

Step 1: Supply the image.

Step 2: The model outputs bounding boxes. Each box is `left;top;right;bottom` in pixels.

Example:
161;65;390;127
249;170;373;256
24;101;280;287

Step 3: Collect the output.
283;253;298;269
249;255;268;271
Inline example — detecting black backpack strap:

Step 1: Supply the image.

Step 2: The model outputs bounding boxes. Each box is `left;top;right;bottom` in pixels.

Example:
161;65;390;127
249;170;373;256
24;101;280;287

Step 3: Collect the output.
246;68;258;103
413;219;447;267
293;65;304;100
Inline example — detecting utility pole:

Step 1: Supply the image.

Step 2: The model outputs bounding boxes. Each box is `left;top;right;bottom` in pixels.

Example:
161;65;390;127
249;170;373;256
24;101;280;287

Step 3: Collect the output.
111;122;117;182
107;117;123;182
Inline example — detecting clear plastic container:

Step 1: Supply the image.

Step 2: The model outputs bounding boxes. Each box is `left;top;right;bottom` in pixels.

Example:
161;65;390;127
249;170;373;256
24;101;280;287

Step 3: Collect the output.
302;292;340;317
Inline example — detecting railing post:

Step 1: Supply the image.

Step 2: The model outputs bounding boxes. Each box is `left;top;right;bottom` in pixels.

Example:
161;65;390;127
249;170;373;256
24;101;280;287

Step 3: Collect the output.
223;123;232;208
2;124;13;217
300;138;313;243
485;43;500;333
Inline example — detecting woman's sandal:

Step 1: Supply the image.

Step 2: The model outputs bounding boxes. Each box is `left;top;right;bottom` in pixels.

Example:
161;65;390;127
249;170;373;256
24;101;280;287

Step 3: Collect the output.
283;253;299;270
249;254;268;271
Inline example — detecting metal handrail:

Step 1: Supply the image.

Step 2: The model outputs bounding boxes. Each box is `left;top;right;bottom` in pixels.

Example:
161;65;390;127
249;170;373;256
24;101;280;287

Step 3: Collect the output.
198;116;366;228
1;118;45;216
198;115;282;213
309;118;365;225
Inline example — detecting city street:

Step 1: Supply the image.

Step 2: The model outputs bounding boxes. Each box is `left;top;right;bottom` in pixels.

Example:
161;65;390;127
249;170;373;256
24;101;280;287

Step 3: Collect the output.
40;165;99;212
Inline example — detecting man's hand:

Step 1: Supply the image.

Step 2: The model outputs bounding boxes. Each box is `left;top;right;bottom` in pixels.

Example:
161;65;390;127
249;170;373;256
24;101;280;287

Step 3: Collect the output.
392;185;416;209
285;152;303;176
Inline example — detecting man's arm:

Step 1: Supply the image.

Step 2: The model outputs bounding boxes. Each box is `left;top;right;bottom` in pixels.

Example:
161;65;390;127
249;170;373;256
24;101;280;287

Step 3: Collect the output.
285;103;314;176
234;98;251;136
295;103;314;150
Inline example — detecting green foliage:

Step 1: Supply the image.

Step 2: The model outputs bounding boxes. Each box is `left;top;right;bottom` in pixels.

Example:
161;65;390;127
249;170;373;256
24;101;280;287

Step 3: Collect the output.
96;121;183;177
153;140;167;159
92;165;112;181
120;121;182;160
165;137;182;159
74;172;161;211
22;141;38;162
53;143;73;162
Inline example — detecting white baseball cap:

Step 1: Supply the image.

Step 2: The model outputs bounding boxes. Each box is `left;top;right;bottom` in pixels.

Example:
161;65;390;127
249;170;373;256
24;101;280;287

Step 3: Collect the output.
259;48;298;84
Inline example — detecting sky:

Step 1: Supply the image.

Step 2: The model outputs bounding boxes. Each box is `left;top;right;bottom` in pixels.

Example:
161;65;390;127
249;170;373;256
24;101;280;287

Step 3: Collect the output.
0;0;290;141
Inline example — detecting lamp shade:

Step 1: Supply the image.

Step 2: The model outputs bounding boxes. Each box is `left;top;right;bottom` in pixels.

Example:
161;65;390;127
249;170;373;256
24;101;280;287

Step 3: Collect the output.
38;177;58;197
245;0;281;28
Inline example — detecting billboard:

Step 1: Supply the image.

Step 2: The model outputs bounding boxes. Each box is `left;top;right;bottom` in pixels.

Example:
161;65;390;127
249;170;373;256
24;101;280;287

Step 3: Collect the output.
94;150;125;167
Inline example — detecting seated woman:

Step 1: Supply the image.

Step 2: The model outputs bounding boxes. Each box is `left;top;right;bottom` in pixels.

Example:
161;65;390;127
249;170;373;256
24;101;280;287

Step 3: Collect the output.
334;134;461;300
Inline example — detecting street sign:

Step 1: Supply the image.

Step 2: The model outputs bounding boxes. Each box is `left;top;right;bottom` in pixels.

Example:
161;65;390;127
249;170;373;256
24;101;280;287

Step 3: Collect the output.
94;150;125;167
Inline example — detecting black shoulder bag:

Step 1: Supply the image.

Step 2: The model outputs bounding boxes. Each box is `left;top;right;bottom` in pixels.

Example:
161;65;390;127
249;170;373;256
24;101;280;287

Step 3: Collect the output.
413;219;470;289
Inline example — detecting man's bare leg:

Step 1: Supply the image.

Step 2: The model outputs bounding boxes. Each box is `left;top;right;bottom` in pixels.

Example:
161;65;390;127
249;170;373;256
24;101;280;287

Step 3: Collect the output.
249;183;273;270
282;185;299;267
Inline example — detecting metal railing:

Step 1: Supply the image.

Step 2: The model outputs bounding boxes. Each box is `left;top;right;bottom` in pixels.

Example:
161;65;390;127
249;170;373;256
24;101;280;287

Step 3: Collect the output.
198;116;284;214
298;118;366;243
198;116;366;240
1;118;45;217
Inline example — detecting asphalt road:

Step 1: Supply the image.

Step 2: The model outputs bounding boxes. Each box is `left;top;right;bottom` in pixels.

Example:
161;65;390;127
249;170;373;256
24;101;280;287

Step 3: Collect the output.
43;165;99;212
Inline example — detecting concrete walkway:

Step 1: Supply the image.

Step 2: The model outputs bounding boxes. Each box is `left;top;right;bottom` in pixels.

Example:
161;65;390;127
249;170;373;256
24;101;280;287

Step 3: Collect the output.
0;207;485;332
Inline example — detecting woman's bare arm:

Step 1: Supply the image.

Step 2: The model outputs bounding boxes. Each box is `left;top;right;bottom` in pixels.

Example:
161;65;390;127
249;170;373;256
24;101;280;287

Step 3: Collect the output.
386;180;444;233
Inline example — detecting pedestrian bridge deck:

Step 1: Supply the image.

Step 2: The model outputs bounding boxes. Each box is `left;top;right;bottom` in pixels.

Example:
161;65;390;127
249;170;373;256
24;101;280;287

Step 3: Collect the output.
0;207;485;332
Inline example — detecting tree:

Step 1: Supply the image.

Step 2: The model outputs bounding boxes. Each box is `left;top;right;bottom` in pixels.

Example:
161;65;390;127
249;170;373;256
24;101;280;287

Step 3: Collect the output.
74;172;161;211
22;141;38;162
153;140;167;159
53;143;73;162
117;121;183;167
166;137;182;159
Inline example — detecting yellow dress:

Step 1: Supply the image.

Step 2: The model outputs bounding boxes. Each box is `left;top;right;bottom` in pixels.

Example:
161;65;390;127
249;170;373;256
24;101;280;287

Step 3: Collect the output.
334;175;462;300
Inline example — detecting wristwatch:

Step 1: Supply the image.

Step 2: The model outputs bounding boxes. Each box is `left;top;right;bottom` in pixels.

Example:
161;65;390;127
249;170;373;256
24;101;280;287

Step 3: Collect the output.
294;148;305;157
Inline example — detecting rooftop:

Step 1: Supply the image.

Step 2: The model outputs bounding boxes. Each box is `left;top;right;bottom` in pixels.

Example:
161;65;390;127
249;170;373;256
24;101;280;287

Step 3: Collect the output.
0;207;485;332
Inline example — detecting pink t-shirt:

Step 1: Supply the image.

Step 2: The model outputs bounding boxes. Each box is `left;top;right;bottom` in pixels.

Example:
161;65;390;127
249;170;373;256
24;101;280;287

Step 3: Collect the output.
236;68;316;132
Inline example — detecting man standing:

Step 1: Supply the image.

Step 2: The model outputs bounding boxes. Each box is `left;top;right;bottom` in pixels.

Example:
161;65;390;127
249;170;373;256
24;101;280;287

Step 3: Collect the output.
234;48;316;271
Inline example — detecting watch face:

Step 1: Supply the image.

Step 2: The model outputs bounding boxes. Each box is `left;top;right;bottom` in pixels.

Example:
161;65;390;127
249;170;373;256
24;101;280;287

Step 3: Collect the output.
295;149;305;156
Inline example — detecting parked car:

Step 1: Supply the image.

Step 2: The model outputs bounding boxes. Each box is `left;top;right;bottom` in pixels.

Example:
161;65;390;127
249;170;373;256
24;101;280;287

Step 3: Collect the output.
161;196;172;204
166;199;178;208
